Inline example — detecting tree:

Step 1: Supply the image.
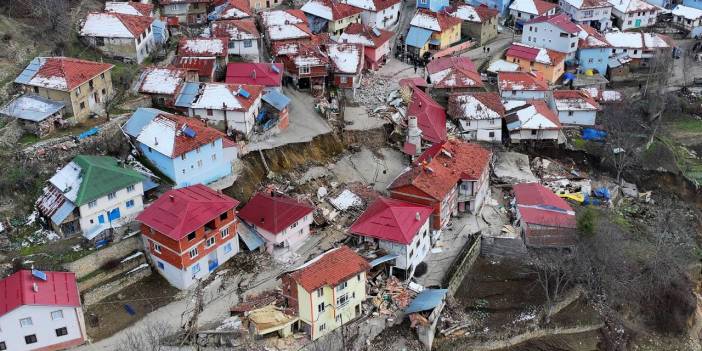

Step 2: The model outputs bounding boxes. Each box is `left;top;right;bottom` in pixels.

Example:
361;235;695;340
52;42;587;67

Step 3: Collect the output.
600;101;647;184
528;248;576;323
114;321;175;351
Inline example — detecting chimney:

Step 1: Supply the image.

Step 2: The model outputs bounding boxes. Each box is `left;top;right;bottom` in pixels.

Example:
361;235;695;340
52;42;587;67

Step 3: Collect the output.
154;137;158;145
406;116;422;156
169;194;175;202
252;69;257;79
33;282;39;292
415;212;420;221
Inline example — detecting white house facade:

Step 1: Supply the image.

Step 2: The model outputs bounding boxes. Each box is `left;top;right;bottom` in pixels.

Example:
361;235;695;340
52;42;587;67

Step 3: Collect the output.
0;305;86;351
78;182;145;240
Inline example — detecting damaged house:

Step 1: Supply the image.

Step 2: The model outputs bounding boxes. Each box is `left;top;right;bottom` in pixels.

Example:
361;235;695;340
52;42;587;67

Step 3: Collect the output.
0;95;66;137
136;66;198;107
425;57;483;103
550;89;601;126
447;92;505;143
504;100;563;144
279;44;330;92
337;23;393;70
497;71;550;100
512;182;577;248
327;43;364;93
301;0;363;35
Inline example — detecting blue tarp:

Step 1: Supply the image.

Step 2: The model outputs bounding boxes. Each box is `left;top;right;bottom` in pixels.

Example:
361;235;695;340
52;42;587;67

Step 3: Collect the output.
123;107;162;137
256;108;267;122
174;82;201;108
405;27;433;48
207;3;226;21
405;288;448;314
369;254;399;267
77;127;100;140
582;128;607;141
262;90;291;111
563;72;576;81
593;187;611;200
152;19;168;44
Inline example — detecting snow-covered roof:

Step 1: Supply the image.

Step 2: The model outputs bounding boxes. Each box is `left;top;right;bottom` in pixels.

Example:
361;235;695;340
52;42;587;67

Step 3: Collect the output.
341;0;400;11
81;13;139;38
509;0;558;15
0;95;65;122
180;38;226;56
506;102;560;130
563;0;611;9
302;0;333;20
49;161;82;203
104;1;152;16
604;31;670;49
294;55;324;66
448;5;480;22
328;44;362;74
136;116;177;157
410;11;441;31
267;24;311;40
553;90;600;111
450;94;503;120
139;67;186;95
487;59;520;73
191;84;243;110
261;10;305;26
608;0;656;13
672;5;702;20
338;33;374;46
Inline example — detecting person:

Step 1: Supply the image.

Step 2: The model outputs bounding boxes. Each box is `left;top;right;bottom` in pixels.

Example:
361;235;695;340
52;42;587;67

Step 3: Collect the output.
483;46;486;53
414;64;418;73
487;47;490;53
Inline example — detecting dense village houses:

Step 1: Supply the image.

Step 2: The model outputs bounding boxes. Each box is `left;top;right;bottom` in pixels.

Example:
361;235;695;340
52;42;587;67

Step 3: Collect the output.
337;23;393;70
512;182;577;247
281;246;370;340
36;155;147;240
550;89;601;126
338;0;402;29
604;31;673;66
159;0;211;24
246;0;280;11
225;62;284;92
607;0;658;30
446;4;499;45
327;43;364;93
80;12;156;64
508;0;558;28
210;0;253;20
175;82;264;137
405;10;462;61
137;66;197;107
261;10;314;48
504;100;562;143
684;0;702;10
177;37;229;74
575;24;612;74
505;43;566;84
237;191;315;256
405;86;447;154
497;71;550;100
301;0;363;35
416;0;449;12
137;184;241;289
558;0;612;31
389;140;492;231
15;57;114;121
671;5;702;32
0;95;66;137
123;108;237;188
279;45;330;92
211;19;261;61
425;56;483;103
0;270;86;351
468;0;511;15
349;197;434;279
447;92;505;142
521;13;581;60
173;56;218;82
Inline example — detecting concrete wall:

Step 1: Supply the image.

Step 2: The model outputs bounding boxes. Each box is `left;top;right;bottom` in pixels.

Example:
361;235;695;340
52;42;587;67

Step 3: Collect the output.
63;234;142;279
444;234;481;296
82;265;152;305
77;252;146;291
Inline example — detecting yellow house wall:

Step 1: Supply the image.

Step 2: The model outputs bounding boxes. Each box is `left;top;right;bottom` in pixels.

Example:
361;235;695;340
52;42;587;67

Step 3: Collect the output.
437;24;461;49
506;55;564;84
328;14;362;35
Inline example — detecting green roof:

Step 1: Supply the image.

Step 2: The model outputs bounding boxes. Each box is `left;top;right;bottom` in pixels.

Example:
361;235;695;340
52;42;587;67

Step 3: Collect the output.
73;155;146;206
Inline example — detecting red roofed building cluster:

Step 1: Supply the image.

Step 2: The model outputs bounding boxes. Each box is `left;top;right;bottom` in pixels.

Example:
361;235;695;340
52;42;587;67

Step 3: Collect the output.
338;23;394;70
426;57;483;101
137;184;241;289
512;183;577;248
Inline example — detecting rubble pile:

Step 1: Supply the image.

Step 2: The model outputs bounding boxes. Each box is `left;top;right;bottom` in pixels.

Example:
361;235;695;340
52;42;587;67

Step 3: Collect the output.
356;72;404;123
368;276;416;316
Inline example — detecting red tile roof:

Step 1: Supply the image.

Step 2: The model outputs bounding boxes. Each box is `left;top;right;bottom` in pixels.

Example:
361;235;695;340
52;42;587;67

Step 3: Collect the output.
474;4;500;19
526;13;580;34
574;0;611;8
211;19;259;39
416;9;462;31
341;23;394;48
225;62;283;87
498;71;549;91
174;56;216;78
577;24;611;49
220;0;253;18
177;37;228;57
513;182;576;228
529;100;561;129
160;0;211;4
505;43;565;65
113;12;153;37
238;192;314;234
553;89;601;110
157;113;229;157
427;56;476;75
389;140;492;201
532;0;559;15
447;92;505;119
136;184;239;241
106;2;154;16
399;77;429;89
408;87;446;143
372;0;401;11
349;197;433;245
304;0;363;19
28;57;114;91
287;246;370;292
0;270;80;317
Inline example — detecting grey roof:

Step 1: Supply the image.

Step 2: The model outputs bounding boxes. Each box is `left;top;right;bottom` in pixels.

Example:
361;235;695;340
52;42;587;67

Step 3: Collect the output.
262;90;291;111
123;107;163;137
404;288;448;314
0;94;65;122
15;57;44;84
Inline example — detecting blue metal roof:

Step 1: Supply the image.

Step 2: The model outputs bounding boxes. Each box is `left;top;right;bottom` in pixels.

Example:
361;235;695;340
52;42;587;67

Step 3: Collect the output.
429;39;441;46
262;90;291;111
123;107;163;137
238;222;265;251
404;288;448;314
152;20;168;44
141;178;159;192
0;94;65;122
405;27;432;49
369;254;399;267
174;82;200;108
50;201;75;225
15;57;44;84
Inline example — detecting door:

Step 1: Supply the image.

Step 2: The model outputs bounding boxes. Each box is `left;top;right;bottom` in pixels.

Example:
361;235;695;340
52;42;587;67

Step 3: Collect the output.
98;214;105;224
108;208;121;222
635;19;641;27
208;252;219;272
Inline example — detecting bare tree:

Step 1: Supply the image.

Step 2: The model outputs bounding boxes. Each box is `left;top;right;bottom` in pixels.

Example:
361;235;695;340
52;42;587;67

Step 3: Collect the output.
114;321;175;351
528;248;576;323
600;101;646;184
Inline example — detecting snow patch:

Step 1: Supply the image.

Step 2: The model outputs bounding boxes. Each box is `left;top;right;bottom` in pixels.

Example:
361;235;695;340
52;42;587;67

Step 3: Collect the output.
80;13;134;38
191;84;243;110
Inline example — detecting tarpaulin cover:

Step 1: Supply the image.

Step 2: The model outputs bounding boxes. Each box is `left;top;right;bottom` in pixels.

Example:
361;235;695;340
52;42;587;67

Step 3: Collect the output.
581;128;607;141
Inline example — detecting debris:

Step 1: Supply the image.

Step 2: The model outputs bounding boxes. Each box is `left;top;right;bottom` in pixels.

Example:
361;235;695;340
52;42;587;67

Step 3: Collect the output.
317;186;328;200
328;189;363;211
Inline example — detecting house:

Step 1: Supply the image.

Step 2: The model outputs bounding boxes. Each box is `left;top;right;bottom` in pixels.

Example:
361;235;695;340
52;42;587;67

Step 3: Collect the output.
505;43;566;84
123;109;237;188
550;89;601;125
137;184;241;289
174;82;264;137
497;71;550;100
468;0;512;16
248;0;282;11
406;10;462;61
177;37;229;73
279;45;330;91
327;43;364;91
671;5;702;31
137;66;197;107
174;57;217;82
604;31;673;66
338;23;393;70
349;197;434;279
261;10;313;48
425;56;483;102
14;57;114;121
210;0;253;20
512;182;577;247
509;0;558;28
447;92;504;142
581;87;623;103
0;95;66;137
389;140;492;230
105;1;154;17
0;270;86;351
416;0;449;12
158;0;211;24
575;24;612;74
237;191;315;255
683;0;702;10
35;155;146;240
338;0;402;29
225;62;284;92
301;0;363;35
607;0;658;30
260;90;292;131
281;246;370;341
407;86;447;148
559;0;613;31
80;12;155;64
504;100;562;143
211;19;260;61
522;13;581;60
446;4;499;45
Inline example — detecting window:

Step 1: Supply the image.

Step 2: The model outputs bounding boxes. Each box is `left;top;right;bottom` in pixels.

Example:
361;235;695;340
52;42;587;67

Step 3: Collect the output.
206;236;216;248
570;42;575;48
107;192;116;200
336;293;349;307
318;302;325;313
489;131;495;138
224;243;232;253
319;323;326;332
154;243;162;253
181;154;187;160
192;263;201;274
51;310;64;320
189;247;198;258
55;327;68;337
157;261;165;270
127;185;135;192
244;39;252;48
409;249;414;257
220;212;228;221
291;221;298;229
24;335;37;344
80;102;86;110
336;280;348;292
207;109;213;116
568;111;574;116
76;87;81;95
299;66;311;74
197;160;203;168
588;58;593;63
340;76;348;83
531;130;537;135
126;199;135;208
211;154;217;161
221;227;229;238
317;288;324;297
20;317;33;327
88;200;97;209
187;232;196;241
0;341;6;350
357;274;360;281
633;49;638;54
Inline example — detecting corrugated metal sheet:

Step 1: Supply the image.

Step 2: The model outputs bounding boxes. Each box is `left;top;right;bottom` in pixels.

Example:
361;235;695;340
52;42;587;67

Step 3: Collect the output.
369;254;398;267
15;57;44;84
262;90;291;112
404;288;448;314
237;221;265;251
174;82;201;108
405;27;432;49
50;201;76;225
0;95;65;122
152;20;169;44
123;107;162;137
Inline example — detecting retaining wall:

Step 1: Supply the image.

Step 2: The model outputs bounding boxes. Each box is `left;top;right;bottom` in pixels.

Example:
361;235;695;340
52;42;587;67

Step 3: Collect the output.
63;234;143;279
82;265;152;306
77;252;146;291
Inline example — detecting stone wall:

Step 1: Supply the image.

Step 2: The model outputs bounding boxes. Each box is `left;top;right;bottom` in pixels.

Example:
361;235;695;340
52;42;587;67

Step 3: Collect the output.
63;234;143;279
342;127;388;148
81;265;152;306
445;234;482;297
77;252;146;291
